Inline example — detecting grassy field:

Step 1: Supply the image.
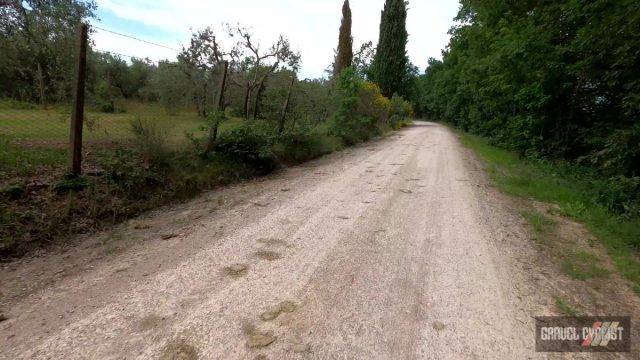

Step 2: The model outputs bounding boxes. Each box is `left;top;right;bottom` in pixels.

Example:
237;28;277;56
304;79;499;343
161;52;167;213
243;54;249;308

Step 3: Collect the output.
0;101;213;143
0;101;245;179
459;133;640;294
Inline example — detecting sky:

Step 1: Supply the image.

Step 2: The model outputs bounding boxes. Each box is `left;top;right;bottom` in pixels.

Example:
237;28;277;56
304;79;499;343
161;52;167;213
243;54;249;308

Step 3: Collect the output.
91;0;461;79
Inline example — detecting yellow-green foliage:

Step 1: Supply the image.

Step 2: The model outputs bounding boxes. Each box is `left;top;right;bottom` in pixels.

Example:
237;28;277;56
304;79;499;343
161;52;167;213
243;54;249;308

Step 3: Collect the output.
358;82;391;122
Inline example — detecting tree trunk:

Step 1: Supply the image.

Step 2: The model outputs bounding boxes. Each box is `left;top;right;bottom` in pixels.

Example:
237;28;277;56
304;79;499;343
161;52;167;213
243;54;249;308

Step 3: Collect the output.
244;85;252;120
215;61;229;110
201;81;208;118
278;76;295;134
252;75;267;119
205;61;229;153
37;62;45;106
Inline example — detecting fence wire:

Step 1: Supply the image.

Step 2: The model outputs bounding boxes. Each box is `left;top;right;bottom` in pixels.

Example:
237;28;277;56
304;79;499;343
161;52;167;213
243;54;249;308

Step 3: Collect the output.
0;23;202;182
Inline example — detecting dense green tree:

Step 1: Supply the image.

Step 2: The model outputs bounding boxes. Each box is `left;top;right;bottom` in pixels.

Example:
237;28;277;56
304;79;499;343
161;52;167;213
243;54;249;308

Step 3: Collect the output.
0;0;97;103
334;0;353;77
371;0;408;98
149;61;190;115
417;0;640;215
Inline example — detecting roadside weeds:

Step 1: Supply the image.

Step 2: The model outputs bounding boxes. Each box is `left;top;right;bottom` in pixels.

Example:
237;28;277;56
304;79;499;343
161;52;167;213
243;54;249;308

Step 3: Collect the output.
458;131;640;323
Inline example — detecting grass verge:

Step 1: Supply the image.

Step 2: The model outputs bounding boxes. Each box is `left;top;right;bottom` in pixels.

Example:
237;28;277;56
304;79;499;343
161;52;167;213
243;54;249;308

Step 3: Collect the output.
459;132;640;293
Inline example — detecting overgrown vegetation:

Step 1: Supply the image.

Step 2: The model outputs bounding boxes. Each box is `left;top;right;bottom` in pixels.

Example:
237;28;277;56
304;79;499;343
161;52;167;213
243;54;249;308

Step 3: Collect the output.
329;68;413;145
1;101;411;259
0;0;418;259
460;133;640;294
417;0;640;218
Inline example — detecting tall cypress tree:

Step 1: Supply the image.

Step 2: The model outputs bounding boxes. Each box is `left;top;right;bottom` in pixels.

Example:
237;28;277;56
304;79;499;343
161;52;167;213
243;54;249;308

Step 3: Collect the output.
372;0;408;97
334;0;353;76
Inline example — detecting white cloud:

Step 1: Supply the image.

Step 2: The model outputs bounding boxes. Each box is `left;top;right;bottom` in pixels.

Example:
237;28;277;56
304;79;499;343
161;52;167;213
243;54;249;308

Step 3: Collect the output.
93;0;460;79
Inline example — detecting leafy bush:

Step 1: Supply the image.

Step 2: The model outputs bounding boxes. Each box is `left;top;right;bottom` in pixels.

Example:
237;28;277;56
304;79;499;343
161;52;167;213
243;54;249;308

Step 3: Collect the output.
416;0;640;218
595;176;640;219
212;122;278;173
130;117;173;167
273;125;332;164
358;82;390;122
102;148;165;198
389;94;414;129
94;80;125;113
329;68;382;145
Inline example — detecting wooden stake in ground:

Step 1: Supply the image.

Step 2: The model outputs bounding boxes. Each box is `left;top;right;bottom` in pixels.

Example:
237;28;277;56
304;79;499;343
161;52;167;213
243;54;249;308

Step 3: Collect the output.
69;23;88;175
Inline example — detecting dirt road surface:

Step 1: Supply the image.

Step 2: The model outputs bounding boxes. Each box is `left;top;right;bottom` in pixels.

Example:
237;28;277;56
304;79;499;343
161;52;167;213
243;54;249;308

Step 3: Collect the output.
0;122;635;359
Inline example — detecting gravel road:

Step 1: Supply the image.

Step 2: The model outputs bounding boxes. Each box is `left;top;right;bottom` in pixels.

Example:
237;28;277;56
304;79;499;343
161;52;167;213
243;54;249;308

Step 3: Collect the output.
1;122;611;359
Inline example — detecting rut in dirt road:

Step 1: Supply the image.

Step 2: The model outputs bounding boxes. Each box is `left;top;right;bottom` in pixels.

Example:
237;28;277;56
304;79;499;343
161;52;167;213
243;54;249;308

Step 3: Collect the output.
1;122;575;359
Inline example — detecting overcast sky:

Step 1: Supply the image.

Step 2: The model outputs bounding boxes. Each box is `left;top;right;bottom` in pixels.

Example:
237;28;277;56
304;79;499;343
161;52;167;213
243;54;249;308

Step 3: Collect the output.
91;0;460;79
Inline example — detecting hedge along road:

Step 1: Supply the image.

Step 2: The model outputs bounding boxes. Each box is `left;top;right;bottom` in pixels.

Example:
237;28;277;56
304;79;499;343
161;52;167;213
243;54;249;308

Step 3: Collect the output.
1;122;586;359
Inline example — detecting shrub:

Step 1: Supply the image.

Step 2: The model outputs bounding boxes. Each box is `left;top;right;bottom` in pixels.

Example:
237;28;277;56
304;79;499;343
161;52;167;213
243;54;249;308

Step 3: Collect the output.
212;122;278;173
329;68;381;145
595;176;640;219
102;148;165;198
389;94;414;129
273;125;331;164
130;117;173;167
358;82;390;122
1;184;25;200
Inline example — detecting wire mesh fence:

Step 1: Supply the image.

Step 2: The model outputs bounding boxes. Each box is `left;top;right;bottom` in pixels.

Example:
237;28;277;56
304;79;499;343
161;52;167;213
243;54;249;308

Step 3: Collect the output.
0;22;209;183
1;19;306;184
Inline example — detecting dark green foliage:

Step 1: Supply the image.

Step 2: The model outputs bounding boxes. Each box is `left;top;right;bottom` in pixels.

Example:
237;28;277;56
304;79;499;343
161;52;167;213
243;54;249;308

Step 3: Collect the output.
389;94;412;129
334;0;353;77
103;148;165;198
595;176;640;219
0;0;97;103
371;0;408;98
212;122;278;174
1;184;25;200
273;126;332;165
418;0;640;217
329;68;380;145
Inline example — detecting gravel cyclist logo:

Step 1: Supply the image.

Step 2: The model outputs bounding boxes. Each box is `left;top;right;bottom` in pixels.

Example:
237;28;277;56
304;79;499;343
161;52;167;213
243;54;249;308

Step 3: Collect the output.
536;317;631;352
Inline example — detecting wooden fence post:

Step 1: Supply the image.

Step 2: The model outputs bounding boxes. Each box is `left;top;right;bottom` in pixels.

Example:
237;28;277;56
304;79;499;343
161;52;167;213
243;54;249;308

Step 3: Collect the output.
278;76;295;134
69;23;88;175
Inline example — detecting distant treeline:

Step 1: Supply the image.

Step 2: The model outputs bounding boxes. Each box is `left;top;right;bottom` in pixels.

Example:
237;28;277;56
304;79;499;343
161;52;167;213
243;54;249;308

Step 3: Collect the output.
0;1;331;122
417;0;639;184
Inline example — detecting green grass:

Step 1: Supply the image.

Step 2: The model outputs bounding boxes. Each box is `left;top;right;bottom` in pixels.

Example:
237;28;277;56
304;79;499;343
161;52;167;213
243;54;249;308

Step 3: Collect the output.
560;250;610;281
520;209;556;244
555;297;581;317
0;101;249;144
0;101;246;179
459;133;640;292
0;136;69;176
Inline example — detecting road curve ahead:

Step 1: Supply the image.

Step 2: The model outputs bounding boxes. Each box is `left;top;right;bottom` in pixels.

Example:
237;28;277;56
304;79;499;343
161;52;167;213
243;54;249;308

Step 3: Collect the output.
2;122;539;359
